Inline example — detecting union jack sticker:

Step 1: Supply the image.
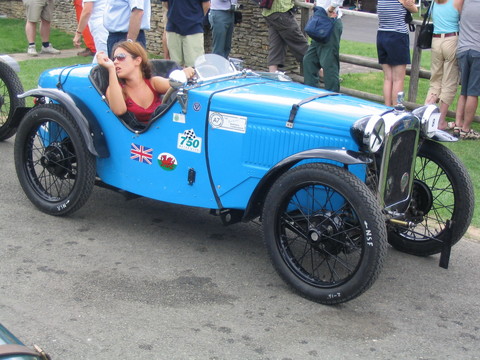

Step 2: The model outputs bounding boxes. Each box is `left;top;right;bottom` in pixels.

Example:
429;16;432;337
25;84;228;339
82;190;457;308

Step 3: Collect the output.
130;143;153;164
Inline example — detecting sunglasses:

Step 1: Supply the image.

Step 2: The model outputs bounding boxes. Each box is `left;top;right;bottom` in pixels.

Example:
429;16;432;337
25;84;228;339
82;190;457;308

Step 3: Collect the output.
112;53;131;62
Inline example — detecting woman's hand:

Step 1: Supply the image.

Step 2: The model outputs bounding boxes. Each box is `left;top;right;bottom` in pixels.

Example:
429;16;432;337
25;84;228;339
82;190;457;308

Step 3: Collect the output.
96;51;115;70
183;67;196;80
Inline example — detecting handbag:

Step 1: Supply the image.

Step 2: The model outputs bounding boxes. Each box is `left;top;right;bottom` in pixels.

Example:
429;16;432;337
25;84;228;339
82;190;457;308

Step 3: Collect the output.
417;1;434;49
304;6;335;44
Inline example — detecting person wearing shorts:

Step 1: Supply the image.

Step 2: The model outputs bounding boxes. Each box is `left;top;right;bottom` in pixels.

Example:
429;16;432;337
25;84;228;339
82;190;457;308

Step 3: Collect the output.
161;0;210;67
454;0;480;140
23;0;61;56
376;0;417;106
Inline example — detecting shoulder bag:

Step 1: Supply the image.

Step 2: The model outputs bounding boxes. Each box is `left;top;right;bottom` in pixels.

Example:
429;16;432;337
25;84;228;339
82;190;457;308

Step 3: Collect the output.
304;6;336;44
417;1;434;49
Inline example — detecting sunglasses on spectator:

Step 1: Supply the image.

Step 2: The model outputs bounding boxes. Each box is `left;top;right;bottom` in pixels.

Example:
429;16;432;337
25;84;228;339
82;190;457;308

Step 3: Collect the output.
112;53;131;62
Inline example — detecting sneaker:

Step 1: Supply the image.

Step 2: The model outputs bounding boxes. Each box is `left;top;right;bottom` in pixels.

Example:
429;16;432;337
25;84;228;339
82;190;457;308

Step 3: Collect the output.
40;45;61;55
27;45;38;57
459;129;480;140
77;48;95;57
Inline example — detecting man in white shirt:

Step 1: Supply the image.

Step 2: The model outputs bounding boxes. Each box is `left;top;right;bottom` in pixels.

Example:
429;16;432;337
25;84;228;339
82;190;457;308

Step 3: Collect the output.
73;0;109;62
103;0;151;57
303;0;343;92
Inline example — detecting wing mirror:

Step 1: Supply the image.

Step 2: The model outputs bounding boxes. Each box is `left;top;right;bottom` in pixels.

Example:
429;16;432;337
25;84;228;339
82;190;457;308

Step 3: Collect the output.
169;69;188;89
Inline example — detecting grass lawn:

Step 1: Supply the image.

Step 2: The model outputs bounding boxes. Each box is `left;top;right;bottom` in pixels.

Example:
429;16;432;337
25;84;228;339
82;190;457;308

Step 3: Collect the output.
0;18;76;53
2;18;478;230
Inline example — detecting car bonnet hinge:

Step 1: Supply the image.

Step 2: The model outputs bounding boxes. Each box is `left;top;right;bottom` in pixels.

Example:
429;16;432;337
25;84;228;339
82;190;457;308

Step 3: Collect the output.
287;92;339;128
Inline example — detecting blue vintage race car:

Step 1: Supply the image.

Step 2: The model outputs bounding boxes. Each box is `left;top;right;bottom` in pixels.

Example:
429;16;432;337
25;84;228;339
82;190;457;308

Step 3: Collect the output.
11;54;474;304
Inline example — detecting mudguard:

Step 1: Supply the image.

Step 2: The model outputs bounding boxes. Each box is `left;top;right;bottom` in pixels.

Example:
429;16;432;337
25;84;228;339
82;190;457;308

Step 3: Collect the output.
243;148;372;220
18;88;108;158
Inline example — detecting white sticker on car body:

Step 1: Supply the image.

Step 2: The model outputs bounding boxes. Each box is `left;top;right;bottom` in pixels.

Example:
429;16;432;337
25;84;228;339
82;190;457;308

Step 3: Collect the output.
177;129;202;153
209;112;247;134
173;113;186;123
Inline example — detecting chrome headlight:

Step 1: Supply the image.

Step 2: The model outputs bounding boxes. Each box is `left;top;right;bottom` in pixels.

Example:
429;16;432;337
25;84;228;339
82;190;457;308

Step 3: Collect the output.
363;115;386;153
412;104;440;138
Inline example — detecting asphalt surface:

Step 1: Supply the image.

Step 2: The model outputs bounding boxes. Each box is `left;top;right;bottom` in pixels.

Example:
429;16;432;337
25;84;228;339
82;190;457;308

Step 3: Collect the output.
1;134;480;359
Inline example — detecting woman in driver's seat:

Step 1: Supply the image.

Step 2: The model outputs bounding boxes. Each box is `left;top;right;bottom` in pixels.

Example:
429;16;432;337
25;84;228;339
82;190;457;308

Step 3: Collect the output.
96;40;194;124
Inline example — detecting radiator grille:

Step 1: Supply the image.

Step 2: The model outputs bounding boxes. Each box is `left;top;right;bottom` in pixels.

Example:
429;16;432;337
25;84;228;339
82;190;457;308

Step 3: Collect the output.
382;130;417;210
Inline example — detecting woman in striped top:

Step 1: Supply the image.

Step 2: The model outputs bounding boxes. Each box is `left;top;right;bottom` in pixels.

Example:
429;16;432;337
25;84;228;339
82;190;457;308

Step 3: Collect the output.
376;0;418;106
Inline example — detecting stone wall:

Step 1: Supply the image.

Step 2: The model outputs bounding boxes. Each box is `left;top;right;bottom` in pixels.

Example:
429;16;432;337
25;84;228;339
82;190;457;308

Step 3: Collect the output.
0;0;302;74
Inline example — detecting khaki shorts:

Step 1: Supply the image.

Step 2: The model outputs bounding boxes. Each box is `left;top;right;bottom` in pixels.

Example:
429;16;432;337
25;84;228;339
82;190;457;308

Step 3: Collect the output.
23;0;54;23
166;32;204;67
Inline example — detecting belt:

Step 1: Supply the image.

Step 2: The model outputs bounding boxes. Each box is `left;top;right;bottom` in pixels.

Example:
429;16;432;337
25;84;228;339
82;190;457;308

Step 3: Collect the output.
433;32;458;38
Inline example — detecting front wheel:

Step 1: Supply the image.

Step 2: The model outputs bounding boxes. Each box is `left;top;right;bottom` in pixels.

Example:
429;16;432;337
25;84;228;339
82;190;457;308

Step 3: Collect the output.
14;104;96;216
388;140;474;256
262;163;387;305
0;61;25;140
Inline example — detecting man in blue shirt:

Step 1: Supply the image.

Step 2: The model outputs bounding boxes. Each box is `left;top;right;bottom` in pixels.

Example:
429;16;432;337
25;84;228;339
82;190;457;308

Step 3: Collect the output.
104;0;151;57
162;0;211;67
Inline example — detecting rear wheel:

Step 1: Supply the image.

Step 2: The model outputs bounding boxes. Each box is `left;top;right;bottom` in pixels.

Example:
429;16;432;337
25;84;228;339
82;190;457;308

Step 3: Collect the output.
262;163;387;304
14;104;96;216
388;140;474;256
0;61;25;140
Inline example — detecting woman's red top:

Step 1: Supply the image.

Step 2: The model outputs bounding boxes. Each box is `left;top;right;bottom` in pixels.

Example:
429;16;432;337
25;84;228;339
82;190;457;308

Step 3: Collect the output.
123;79;162;123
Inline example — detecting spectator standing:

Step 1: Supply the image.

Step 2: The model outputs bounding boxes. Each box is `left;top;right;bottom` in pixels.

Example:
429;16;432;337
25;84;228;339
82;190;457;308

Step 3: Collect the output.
376;0;418;106
454;0;480;140
103;0;151;57
208;0;238;59
73;0;109;62
162;0;211;67
162;8;170;59
262;0;308;73
73;0;96;56
23;0;61;56
425;0;463;131
303;0;343;92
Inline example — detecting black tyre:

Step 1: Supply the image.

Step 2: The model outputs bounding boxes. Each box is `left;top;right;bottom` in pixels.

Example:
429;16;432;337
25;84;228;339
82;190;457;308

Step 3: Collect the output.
388;140;474;256
0;61;25;140
262;163;387;305
14;104;96;216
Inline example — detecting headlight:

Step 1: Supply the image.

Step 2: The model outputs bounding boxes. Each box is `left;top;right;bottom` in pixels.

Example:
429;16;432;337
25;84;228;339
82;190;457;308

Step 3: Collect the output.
363;115;385;153
412;104;440;138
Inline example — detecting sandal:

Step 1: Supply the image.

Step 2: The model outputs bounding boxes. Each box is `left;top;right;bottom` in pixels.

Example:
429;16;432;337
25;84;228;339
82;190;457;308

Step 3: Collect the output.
439;121;460;132
459;129;480;140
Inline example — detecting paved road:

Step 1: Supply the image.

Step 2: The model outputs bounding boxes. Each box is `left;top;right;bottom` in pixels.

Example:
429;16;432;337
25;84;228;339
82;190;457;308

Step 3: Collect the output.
1;136;480;359
341;10;418;45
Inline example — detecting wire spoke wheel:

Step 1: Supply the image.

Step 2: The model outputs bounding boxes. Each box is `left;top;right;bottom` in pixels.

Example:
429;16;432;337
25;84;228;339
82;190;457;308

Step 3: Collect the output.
388;141;474;256
279;184;364;286
14;104;96;216
263;163;387;304
0;61;25;140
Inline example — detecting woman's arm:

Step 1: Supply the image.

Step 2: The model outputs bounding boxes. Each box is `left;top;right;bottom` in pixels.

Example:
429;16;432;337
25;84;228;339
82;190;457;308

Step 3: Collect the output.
400;0;418;13
96;51;127;116
151;67;196;94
